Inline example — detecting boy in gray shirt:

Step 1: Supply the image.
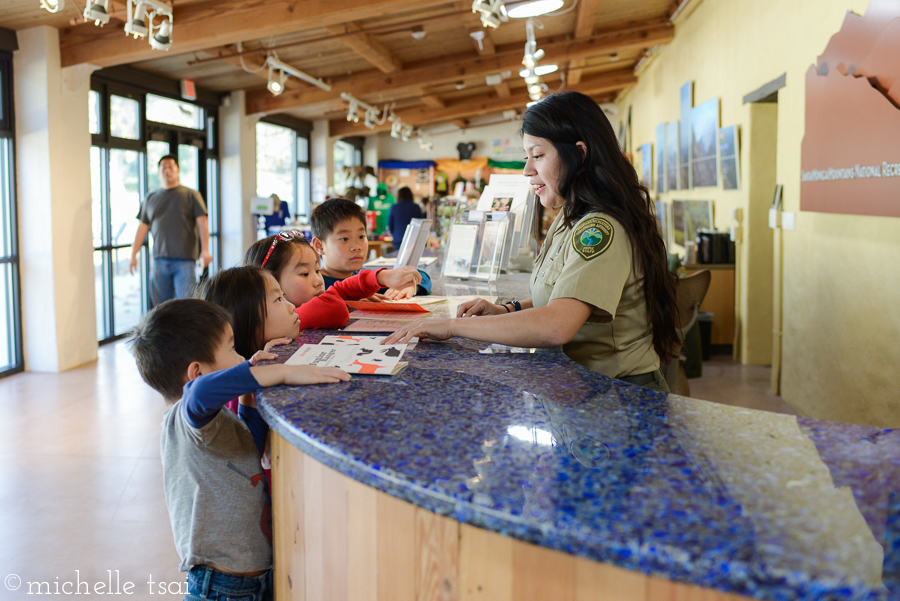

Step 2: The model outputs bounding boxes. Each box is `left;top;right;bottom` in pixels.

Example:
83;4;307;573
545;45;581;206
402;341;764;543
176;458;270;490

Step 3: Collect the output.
129;299;348;600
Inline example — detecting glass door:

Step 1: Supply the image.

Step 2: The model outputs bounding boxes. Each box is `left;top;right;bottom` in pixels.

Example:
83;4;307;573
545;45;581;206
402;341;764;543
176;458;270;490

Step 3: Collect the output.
91;146;147;341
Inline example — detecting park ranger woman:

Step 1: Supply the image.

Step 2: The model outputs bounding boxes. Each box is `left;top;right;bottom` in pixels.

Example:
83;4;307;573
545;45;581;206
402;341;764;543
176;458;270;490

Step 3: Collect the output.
386;91;679;392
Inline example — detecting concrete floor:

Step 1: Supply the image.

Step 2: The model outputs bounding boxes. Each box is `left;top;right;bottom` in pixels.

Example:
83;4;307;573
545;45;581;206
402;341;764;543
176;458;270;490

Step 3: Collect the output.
0;341;798;600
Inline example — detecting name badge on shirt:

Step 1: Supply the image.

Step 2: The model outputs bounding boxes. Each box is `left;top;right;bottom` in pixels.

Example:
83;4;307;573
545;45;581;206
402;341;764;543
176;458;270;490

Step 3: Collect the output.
572;217;614;260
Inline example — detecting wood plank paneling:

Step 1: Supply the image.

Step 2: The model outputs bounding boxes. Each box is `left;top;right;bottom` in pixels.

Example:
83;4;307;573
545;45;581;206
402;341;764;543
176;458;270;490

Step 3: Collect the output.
458;525;513;601
302;454;325;601
574;557;648;601
512;539;576;601
272;433;306;601
322;465;349;601
377;493;416;601
415;509;459;601
347;480;379;601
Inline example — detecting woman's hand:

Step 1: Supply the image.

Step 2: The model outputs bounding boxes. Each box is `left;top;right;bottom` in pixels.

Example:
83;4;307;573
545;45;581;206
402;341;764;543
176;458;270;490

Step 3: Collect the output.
263;337;294;352
383;318;452;344
457;298;509;317
377;266;421;291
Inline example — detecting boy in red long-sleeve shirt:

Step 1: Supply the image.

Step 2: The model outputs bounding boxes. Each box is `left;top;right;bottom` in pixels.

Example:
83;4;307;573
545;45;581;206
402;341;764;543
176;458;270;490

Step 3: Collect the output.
244;231;420;330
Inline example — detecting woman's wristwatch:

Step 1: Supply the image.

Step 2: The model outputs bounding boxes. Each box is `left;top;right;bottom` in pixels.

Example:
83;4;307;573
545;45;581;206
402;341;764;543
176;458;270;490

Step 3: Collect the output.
499;299;522;313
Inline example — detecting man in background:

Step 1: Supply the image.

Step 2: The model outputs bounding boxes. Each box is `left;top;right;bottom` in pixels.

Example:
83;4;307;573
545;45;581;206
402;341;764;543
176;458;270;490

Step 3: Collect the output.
129;155;211;305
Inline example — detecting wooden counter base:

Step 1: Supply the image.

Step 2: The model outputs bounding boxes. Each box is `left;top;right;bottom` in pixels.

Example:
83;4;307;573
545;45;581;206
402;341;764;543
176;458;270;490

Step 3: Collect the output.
271;432;754;601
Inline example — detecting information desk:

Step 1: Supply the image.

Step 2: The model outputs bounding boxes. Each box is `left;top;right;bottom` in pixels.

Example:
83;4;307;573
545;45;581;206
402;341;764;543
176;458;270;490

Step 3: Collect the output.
257;277;898;601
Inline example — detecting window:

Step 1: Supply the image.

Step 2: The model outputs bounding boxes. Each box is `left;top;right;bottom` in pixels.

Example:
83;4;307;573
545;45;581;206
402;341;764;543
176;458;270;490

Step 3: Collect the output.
146;94;204;129
91;77;220;343
0;50;22;376
333;136;364;196
254;117;312;227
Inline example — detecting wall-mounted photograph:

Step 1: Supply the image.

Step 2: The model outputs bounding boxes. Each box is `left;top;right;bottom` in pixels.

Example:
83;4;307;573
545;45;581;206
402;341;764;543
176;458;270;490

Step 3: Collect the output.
655;124;666;194
680;81;693;189
691;98;719;187
655;200;671;249
640;143;652;188
665;121;680;191
672;199;714;248
718;125;740;190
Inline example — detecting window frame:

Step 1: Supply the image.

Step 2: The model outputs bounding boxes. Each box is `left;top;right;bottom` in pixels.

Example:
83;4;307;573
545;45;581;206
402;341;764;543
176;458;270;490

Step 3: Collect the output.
90;68;221;343
0;46;23;378
258;114;312;219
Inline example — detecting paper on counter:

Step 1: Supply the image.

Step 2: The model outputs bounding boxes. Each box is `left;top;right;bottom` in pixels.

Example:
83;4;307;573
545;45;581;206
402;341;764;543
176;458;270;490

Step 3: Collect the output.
320;334;418;351
346;301;429;312
286;341;408;375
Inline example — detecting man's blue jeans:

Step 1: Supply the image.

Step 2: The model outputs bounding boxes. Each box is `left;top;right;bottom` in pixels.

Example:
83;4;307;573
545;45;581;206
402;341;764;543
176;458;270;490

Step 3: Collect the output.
184;566;273;601
151;257;196;306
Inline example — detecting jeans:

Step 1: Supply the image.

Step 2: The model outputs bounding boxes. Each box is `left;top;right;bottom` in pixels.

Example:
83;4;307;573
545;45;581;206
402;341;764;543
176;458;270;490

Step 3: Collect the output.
151;258;196;306
184;566;273;601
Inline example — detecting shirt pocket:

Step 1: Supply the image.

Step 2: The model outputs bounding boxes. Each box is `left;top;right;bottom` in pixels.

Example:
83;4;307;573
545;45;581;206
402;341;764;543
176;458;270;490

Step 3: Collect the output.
539;257;565;286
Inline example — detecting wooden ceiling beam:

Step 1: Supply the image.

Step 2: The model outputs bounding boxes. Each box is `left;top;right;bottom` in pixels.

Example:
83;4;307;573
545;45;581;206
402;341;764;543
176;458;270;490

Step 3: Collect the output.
569;0;603;85
325;21;402;74
418;87;446;109
59;0;450;68
573;0;603;39
246;20;672;114
494;81;511;98
328;68;637;137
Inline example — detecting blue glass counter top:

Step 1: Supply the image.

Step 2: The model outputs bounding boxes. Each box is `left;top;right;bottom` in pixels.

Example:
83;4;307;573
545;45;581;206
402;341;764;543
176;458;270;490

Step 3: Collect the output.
257;283;899;600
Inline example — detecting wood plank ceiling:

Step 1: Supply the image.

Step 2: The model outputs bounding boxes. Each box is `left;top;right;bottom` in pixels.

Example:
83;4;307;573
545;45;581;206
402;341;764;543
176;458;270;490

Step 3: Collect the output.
1;0;681;135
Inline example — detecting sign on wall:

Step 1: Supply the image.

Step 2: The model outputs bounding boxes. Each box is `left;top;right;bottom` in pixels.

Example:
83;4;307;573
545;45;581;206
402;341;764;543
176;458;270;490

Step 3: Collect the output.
801;0;900;217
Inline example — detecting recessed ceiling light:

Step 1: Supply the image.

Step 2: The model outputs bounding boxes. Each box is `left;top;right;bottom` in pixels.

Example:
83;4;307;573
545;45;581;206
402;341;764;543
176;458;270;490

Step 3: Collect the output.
507;0;564;19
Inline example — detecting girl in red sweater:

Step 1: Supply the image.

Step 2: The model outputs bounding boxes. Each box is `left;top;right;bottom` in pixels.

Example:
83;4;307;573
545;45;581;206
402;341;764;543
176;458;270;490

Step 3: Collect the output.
244;231;420;330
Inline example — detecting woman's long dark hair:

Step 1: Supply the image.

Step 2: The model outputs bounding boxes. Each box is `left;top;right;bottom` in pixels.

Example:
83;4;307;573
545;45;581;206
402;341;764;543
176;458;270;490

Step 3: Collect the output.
521;91;679;360
194;266;269;360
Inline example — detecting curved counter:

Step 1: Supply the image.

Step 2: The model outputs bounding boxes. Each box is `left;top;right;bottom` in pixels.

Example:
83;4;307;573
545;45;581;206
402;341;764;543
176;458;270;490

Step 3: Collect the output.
257;278;899;601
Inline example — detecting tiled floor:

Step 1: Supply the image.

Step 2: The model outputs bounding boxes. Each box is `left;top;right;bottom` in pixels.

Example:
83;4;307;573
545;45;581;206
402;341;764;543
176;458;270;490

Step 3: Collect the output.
0;342;799;599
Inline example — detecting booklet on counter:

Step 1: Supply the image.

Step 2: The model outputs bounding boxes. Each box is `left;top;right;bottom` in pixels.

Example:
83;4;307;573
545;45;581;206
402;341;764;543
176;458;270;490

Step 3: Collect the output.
285;335;410;375
345;301;429;312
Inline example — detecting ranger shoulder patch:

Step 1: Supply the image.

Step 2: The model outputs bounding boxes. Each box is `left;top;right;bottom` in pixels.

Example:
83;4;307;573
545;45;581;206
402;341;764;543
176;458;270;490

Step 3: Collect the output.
572;217;614;260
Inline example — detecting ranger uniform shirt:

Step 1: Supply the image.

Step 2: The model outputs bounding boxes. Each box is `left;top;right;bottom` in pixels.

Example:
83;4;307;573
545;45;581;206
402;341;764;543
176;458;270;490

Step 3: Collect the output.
529;210;658;378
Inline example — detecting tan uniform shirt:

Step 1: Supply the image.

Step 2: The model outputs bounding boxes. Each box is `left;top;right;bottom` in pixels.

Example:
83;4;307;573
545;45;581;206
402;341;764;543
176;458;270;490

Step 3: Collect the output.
529;210;658;378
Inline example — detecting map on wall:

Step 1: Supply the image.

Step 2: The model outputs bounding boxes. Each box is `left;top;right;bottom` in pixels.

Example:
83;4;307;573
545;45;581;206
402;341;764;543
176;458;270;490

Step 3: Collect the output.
801;0;900;217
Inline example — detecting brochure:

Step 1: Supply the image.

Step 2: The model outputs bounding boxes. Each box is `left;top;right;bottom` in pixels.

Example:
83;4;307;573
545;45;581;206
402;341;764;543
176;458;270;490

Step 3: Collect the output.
286;339;409;375
342;320;409;333
320;334;418;351
345;310;426;321
345;301;429;312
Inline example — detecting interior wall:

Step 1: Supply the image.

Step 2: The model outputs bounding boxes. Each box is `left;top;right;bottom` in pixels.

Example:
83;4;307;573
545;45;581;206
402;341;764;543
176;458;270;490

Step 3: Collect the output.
618;0;900;428
14;26;97;372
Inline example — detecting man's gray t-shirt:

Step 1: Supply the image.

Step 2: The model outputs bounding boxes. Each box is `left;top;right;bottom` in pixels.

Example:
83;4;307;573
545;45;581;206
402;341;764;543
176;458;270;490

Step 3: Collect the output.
138;185;207;260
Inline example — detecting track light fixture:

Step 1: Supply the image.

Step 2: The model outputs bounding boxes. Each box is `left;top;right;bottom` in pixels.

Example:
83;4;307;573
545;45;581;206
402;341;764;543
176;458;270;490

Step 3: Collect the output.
520;17;551;102
266;56;332;93
39;0;65;13
83;0;110;26
346;99;360;123
267;65;287;95
471;0;508;28
149;16;173;50
124;1;148;38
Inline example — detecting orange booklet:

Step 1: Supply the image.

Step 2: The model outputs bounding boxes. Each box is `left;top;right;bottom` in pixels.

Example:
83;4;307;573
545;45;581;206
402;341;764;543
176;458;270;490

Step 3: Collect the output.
345;301;430;313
